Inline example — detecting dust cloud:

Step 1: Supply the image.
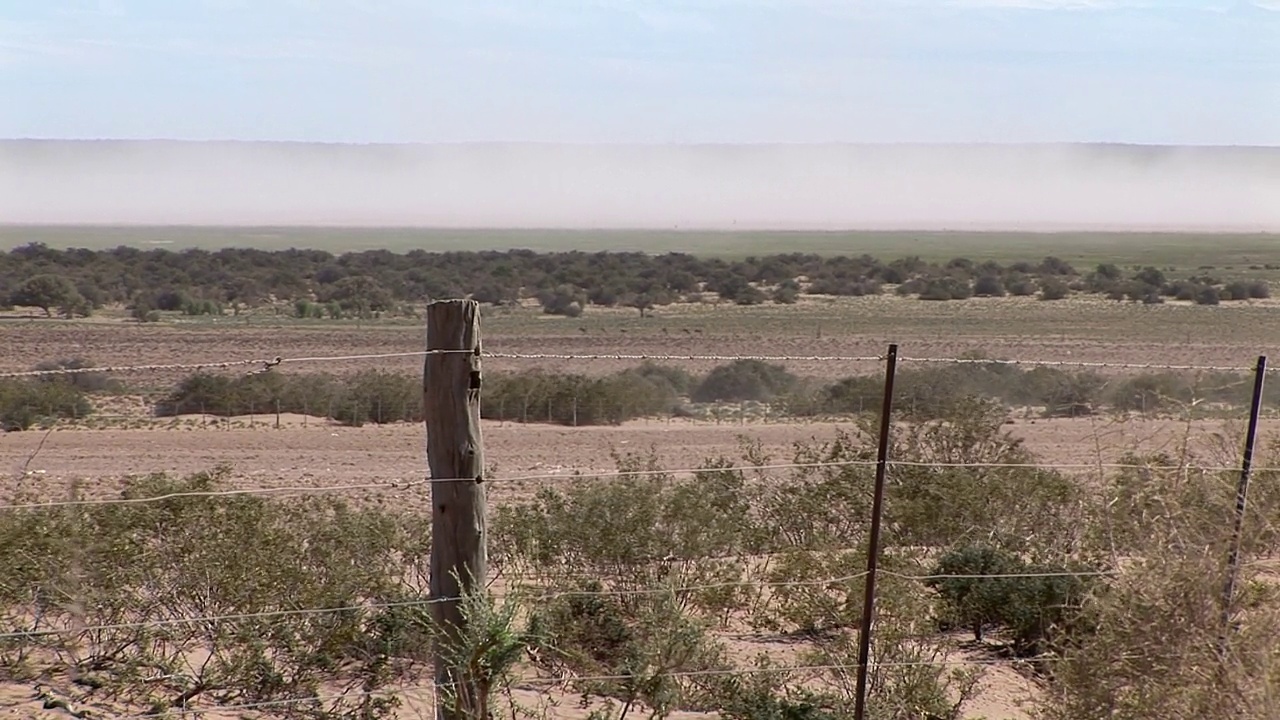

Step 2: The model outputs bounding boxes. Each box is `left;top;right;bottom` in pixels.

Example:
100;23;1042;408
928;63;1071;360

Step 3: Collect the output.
1;140;1277;231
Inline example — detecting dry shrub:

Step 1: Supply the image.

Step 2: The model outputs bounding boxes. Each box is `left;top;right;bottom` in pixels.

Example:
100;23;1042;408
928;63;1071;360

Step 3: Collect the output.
0;469;434;718
1042;554;1280;720
1041;454;1280;719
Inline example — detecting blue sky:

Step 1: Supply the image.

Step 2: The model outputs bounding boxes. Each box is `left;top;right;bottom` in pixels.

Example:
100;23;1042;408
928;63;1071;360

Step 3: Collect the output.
1;0;1277;145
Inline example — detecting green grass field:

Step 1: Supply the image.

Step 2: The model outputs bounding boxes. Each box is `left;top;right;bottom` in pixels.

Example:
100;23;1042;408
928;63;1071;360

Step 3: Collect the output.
3;224;1279;270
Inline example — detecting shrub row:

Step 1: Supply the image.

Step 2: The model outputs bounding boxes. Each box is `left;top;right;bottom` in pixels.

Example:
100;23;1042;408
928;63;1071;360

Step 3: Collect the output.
3;356;1270;433
5;244;1272;319
155;369;420;426
787;361;1260;420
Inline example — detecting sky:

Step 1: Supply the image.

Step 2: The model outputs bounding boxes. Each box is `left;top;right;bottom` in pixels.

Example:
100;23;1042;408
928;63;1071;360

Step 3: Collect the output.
1;0;1278;145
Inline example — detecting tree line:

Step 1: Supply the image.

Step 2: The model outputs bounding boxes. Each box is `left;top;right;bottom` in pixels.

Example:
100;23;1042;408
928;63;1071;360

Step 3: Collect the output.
0;243;1270;319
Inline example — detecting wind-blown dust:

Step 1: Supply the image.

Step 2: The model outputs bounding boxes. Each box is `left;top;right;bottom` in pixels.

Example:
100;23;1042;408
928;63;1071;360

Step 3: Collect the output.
2;140;1277;231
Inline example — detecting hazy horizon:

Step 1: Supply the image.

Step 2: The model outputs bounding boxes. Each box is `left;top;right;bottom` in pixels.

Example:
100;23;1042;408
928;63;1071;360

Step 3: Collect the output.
2;140;1278;232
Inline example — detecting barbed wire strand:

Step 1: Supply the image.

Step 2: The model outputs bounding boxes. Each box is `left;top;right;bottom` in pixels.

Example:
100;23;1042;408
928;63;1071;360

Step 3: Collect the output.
896;356;1258;373
0;573;864;641
0;563;1122;642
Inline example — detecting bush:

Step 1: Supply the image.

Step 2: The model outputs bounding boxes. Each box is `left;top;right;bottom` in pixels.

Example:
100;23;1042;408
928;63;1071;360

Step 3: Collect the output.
332;370;420;426
1014;367;1104;417
0;378;93;430
973;275;1006;297
153;287;190;311
1195;286;1222;305
918;277;972;301
0;470;432;715
1224;280;1269;301
31;358;121;394
537;285;585;317
626;362;695;396
1007;275;1037;296
692;360;797;403
1039;278;1070;300
294;299;325;319
483;369;681;425
1109;373;1192;413
927;543;1089;654
157;370;417;425
715;276;766;305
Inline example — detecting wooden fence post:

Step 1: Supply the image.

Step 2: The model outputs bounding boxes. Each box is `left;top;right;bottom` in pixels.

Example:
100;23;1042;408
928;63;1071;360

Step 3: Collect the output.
424;299;487;720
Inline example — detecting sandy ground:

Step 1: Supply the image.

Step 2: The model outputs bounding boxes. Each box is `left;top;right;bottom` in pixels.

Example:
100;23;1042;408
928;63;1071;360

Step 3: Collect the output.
2;414;1267;502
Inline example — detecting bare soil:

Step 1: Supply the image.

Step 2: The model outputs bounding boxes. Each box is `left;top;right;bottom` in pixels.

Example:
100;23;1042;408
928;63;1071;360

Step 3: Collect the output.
3;415;1267;508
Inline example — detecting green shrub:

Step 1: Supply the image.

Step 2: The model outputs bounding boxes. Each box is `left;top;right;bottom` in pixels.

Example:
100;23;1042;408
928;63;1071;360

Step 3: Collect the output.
692;360;797;403
332;370;419;426
625;362;695;396
8;274;82;317
918;276;973;301
0;378;93;430
927;544;1089;654
156;370;416;425
1039;278;1070;300
973;275;1006;297
537;285;586;317
153;287;190;311
482;369;681;425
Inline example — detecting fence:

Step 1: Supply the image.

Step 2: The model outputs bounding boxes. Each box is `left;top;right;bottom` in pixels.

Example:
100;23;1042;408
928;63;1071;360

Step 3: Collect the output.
2;299;1279;719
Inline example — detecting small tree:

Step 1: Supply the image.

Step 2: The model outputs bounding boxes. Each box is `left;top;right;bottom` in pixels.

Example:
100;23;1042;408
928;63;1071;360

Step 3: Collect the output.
928;543;1089;655
537;285;585;317
10;274;80;317
323;275;393;319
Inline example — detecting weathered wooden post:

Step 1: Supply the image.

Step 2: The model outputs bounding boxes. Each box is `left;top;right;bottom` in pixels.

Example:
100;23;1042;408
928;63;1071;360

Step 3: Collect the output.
424;299;487;720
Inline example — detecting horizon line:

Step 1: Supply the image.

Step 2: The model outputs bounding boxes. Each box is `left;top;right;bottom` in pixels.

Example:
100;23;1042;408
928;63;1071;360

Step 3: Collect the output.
3;223;1277;236
4;138;1280;151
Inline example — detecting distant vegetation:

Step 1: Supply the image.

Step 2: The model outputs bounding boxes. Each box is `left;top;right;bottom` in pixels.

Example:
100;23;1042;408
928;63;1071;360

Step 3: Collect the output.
0;244;1271;319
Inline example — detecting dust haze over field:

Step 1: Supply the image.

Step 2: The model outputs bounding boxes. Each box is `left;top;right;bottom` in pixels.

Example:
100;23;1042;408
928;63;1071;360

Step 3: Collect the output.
2;140;1278;232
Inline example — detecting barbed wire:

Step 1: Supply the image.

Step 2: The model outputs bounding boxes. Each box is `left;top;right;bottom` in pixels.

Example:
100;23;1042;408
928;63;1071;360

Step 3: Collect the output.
3;348;1273;379
0;560;1123;643
895;356;1258;373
